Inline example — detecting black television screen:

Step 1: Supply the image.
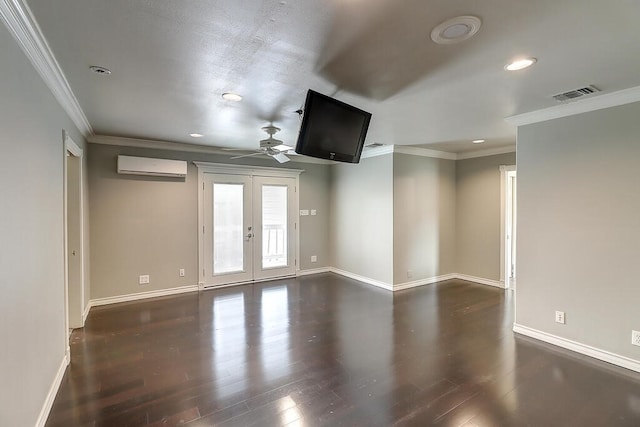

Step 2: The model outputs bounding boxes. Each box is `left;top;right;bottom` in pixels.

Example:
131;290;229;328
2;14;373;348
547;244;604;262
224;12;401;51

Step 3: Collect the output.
295;90;372;163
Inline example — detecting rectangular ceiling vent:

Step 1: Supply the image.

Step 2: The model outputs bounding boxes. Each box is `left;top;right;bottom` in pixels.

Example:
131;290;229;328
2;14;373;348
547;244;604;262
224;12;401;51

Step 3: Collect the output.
552;85;600;102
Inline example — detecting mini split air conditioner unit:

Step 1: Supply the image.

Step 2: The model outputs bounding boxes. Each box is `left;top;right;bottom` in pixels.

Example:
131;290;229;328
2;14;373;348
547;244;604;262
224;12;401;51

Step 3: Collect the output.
117;155;187;178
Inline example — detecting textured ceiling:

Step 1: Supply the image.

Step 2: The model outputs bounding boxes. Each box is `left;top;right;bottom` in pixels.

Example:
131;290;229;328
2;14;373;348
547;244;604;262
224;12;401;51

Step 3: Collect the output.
25;0;640;153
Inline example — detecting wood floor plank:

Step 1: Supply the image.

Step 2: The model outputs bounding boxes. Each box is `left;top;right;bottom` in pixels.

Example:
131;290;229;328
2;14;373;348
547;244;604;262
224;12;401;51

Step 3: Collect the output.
45;275;640;426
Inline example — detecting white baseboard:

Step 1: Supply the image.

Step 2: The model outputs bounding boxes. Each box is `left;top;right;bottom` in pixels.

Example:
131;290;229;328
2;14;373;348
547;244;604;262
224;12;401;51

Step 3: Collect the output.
329;268;393;291
87;272;501;310
301;268;501;292
394;274;457;291
35;352;69;427
455;274;504;288
82;302;91;323
90;285;199;307
513;323;640;374
297;267;331;277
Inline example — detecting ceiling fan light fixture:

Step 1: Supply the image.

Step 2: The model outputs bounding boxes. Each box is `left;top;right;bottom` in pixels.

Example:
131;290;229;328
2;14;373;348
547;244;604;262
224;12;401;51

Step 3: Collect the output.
504;57;537;71
431;16;481;45
273;144;292;151
222;92;243;102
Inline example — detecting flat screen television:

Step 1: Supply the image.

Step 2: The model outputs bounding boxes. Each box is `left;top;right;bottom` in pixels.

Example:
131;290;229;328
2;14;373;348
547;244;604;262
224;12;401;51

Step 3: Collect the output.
295;90;372;163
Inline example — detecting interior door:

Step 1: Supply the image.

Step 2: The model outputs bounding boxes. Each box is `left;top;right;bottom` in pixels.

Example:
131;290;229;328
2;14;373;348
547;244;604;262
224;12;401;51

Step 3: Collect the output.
202;173;297;287
203;173;254;286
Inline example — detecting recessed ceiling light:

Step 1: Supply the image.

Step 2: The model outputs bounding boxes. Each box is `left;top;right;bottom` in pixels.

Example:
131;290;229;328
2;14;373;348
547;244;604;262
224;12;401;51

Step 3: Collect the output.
431;16;481;45
189;133;204;138
89;65;111;75
222;92;243;102
472;139;485;144
504;57;537;71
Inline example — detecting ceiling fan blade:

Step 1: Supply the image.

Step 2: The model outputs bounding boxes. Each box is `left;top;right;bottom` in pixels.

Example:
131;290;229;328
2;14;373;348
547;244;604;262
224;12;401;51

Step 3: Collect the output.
272;152;290;163
230;152;264;160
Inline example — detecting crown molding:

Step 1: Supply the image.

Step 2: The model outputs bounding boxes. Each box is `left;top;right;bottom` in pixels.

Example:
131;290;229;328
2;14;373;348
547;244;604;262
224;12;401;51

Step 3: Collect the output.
90;135;514;164
360;145;395;159
361;144;456;160
89;134;234;154
0;0;92;136
361;144;512;161
505;85;640;127
394;145;457;160
88;135;333;165
456;145;516;160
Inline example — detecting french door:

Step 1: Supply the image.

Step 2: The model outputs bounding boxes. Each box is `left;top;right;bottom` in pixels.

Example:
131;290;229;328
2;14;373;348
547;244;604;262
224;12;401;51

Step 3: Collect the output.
200;168;299;288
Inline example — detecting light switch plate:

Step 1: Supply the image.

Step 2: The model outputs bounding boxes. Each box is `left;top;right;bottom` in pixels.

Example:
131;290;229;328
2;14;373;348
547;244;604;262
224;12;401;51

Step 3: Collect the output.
311;209;317;216
300;209;309;216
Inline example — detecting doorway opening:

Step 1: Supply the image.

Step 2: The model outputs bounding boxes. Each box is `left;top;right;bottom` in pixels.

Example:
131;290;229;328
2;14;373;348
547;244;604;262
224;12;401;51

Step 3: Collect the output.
63;131;85;355
500;165;517;289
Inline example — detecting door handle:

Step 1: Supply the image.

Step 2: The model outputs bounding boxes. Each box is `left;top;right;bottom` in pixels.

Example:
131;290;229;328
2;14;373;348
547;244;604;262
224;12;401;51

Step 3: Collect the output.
246;233;253;239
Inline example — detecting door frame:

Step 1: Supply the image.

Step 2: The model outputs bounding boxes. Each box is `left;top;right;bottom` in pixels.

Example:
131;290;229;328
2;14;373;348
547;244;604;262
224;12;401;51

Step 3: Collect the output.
195;162;303;290
499;165;516;289
63;130;85;357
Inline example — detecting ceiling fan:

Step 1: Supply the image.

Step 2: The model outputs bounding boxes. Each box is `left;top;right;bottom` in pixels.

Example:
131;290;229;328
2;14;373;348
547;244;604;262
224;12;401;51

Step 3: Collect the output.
228;125;295;163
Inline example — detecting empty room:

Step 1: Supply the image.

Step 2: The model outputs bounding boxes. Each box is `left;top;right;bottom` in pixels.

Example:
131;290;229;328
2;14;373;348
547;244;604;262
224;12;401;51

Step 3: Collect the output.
1;1;640;426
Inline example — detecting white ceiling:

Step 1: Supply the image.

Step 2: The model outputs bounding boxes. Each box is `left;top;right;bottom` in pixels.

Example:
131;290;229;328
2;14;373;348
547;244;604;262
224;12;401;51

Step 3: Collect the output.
24;0;640;153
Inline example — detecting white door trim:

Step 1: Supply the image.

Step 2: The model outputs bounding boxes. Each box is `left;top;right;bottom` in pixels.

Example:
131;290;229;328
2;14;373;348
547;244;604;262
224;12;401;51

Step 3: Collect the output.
195;162;303;290
63;130;84;359
500;165;516;289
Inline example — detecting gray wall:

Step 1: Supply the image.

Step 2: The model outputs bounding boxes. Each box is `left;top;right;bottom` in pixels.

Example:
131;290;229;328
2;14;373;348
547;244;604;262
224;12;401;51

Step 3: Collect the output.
330;155;394;284
88;143;330;299
456;152;516;280
393;153;456;284
0;24;87;426
517;102;640;360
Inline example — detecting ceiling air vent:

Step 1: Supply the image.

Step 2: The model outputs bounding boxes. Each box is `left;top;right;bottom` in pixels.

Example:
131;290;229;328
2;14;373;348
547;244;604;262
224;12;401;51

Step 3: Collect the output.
552;85;600;102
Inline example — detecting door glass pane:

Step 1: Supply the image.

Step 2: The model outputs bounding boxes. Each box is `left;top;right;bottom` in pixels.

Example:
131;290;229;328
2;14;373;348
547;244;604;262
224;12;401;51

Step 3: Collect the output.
262;185;288;269
213;183;244;274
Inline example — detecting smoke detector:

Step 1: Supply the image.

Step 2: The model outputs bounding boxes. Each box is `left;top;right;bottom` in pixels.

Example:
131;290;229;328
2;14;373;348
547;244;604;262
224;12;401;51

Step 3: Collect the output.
431;16;481;45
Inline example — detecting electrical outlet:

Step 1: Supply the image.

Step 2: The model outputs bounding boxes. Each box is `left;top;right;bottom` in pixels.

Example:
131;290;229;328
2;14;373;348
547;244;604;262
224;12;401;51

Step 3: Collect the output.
311;209;317;216
139;275;150;285
310;255;317;263
555;311;565;324
179;268;185;277
632;330;640;346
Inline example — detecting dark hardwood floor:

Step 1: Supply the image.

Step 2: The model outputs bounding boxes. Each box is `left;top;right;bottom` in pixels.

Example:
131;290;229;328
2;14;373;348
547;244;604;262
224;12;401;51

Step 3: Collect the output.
46;274;640;426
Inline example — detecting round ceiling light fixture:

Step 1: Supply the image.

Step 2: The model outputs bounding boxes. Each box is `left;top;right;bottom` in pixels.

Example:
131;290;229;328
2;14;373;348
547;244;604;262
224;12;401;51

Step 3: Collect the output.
504;57;537;71
222;92;243;102
89;65;111;75
431;16;481;45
